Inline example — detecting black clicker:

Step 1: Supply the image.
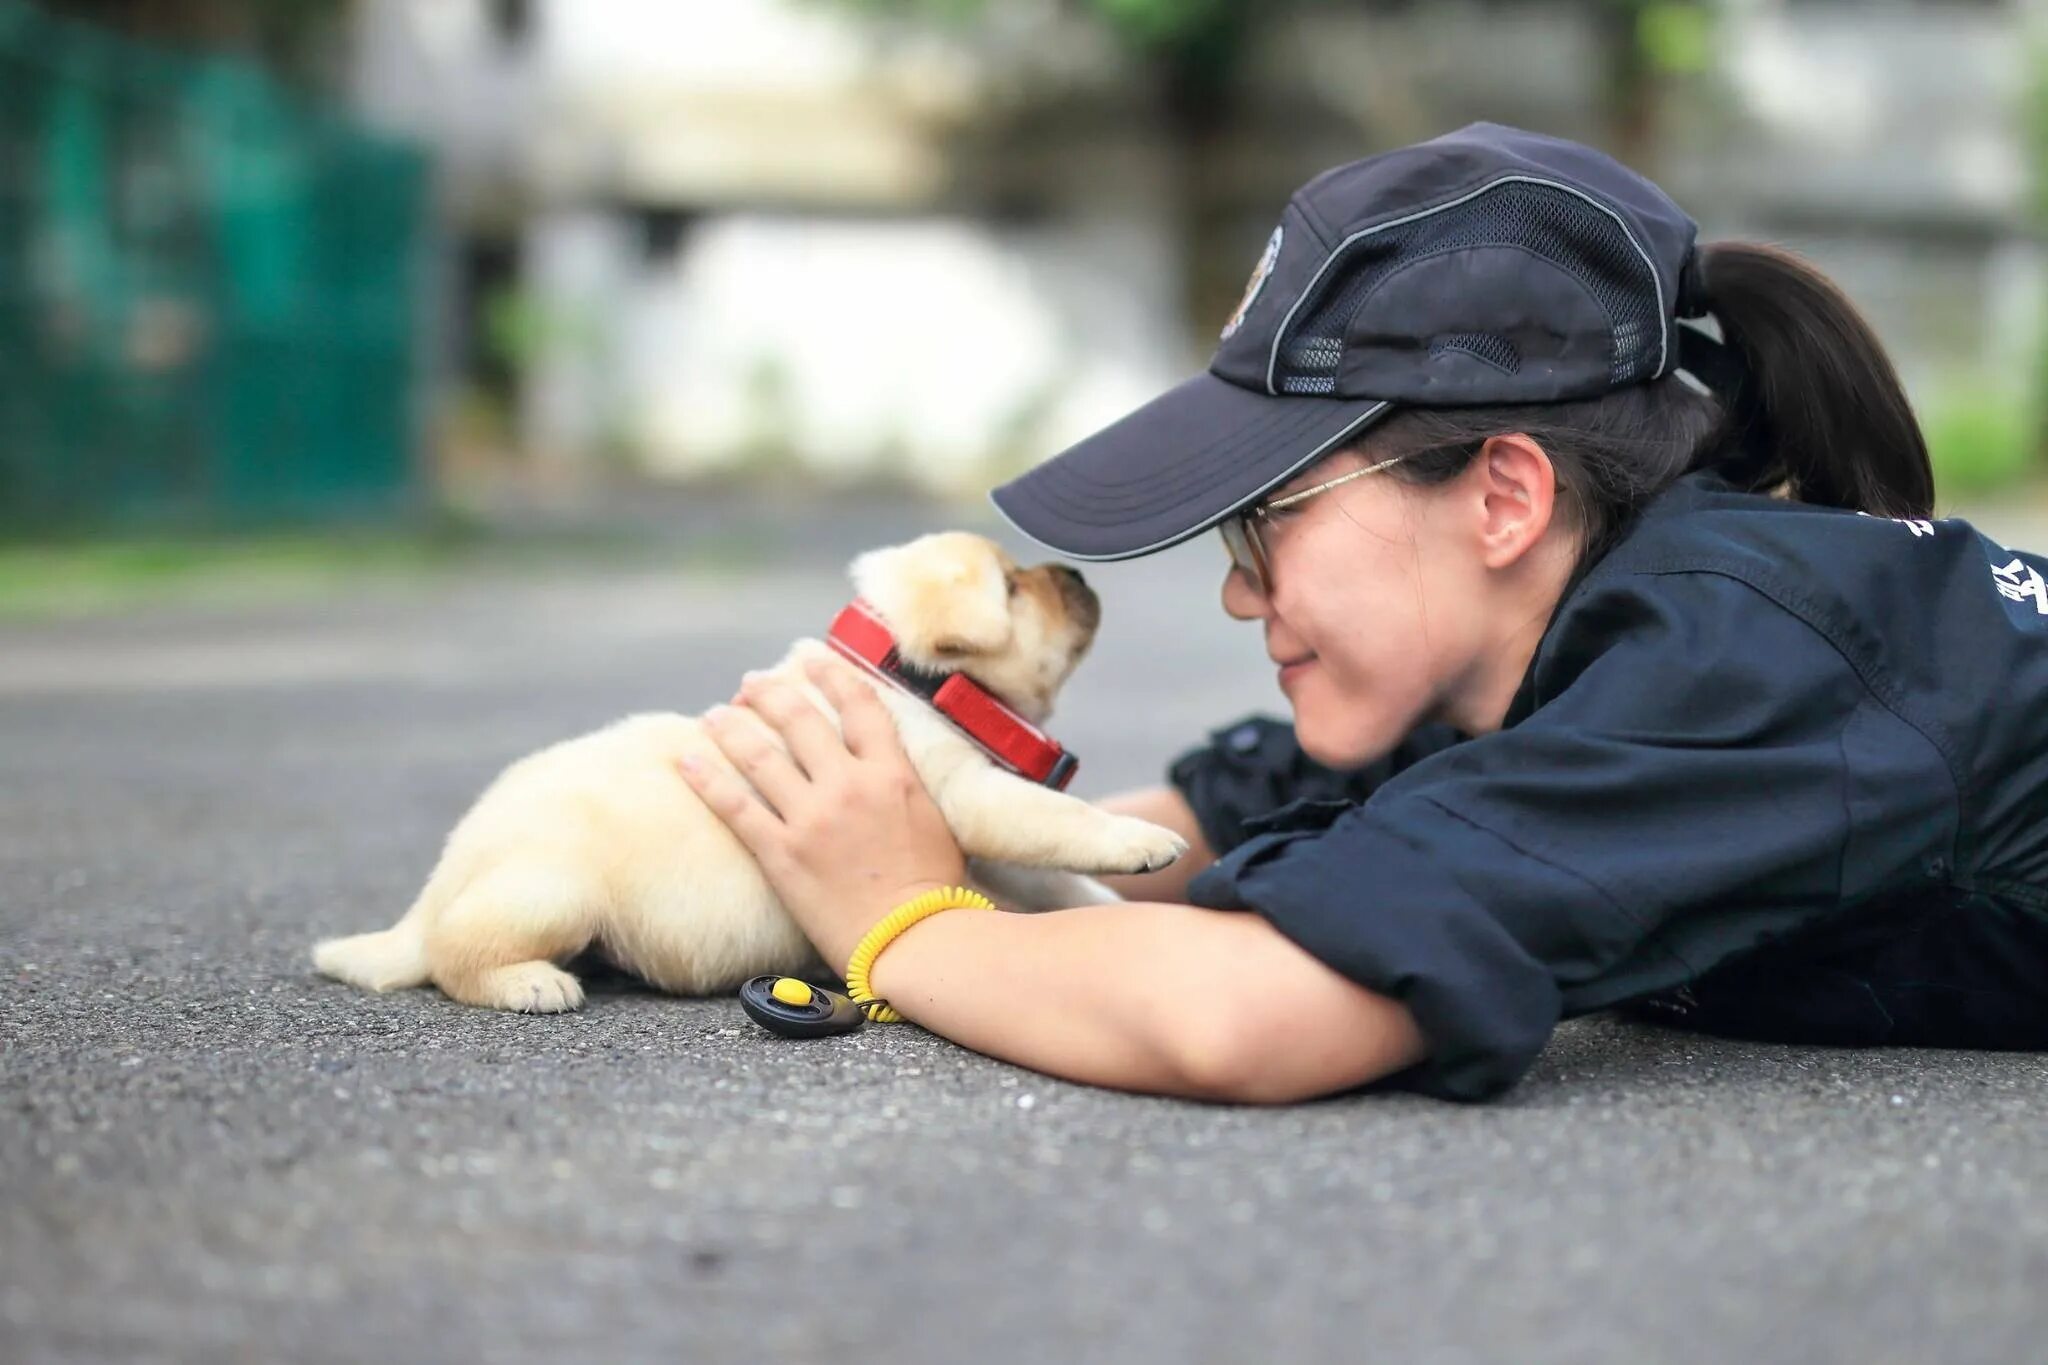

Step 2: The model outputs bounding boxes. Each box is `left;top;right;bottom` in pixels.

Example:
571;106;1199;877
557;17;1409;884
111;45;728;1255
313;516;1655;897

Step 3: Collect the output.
738;974;886;1039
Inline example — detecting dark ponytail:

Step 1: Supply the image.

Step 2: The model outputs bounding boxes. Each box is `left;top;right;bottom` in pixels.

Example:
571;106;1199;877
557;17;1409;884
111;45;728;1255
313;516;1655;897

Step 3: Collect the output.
1700;241;1933;519
1355;239;1936;567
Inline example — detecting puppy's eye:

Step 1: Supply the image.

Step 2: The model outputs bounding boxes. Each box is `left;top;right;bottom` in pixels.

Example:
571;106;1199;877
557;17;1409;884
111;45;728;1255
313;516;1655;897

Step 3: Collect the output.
1005;573;1021;598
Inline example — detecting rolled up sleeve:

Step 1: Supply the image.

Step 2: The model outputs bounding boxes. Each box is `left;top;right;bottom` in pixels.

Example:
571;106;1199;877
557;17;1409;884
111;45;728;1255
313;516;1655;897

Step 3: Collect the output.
1190;800;1567;1101
1168;715;1466;856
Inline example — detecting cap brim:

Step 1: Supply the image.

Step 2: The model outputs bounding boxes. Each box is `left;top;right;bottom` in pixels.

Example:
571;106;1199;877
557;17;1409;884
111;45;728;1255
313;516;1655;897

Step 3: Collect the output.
988;373;1393;561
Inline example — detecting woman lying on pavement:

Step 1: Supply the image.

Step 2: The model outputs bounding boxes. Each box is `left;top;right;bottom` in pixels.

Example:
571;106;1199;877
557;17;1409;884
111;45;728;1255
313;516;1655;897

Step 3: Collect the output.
679;123;2048;1104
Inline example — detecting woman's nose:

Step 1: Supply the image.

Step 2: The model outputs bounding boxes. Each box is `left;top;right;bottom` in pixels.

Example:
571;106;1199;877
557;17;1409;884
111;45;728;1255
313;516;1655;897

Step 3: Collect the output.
1220;562;1267;621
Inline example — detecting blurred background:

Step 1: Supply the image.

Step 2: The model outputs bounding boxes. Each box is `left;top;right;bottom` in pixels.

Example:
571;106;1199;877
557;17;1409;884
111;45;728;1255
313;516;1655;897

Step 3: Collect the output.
12;14;2048;1357
3;0;2048;584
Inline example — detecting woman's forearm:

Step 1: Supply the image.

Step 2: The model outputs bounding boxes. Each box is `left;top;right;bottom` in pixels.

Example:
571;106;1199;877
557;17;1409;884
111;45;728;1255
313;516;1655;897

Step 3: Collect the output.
866;900;1240;1099
866;898;1430;1104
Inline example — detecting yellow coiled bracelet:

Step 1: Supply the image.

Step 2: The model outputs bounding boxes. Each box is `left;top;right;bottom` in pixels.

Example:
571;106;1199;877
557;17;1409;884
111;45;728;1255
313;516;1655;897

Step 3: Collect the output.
843;885;996;1023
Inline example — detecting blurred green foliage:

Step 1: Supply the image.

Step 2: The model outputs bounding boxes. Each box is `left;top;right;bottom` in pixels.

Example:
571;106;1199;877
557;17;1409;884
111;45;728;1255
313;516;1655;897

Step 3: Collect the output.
0;515;772;620
0;522;482;619
1088;0;1238;46
2026;28;2048;474
830;0;1240;49
1634;1;1714;77
1923;376;2041;500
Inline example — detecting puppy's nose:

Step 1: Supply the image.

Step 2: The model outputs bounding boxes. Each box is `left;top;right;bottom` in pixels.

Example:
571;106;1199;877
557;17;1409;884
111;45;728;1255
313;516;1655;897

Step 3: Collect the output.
1051;563;1100;634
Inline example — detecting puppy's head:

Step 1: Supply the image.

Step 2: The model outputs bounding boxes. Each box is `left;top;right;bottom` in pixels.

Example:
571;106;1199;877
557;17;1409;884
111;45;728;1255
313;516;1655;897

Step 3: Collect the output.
849;531;1100;723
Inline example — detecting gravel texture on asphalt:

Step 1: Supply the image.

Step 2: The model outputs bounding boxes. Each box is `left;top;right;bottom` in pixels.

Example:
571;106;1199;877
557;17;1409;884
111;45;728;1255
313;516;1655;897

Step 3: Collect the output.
6;495;2047;1364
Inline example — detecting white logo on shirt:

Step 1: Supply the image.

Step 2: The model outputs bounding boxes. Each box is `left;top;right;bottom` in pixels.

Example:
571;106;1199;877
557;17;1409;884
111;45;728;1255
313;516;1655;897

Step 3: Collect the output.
1855;512;1937;537
1992;556;2048;615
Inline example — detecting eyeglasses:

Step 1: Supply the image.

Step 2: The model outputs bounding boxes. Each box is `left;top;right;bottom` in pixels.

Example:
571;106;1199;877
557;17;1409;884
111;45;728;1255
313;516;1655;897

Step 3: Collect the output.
1219;454;1407;596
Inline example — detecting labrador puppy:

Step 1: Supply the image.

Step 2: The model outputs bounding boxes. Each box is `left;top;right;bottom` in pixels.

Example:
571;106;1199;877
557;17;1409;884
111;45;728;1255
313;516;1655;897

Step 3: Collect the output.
311;531;1187;1012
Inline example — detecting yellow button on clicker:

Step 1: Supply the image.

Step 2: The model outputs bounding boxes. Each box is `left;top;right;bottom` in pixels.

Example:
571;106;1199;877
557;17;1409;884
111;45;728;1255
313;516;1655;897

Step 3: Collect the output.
769;978;814;1007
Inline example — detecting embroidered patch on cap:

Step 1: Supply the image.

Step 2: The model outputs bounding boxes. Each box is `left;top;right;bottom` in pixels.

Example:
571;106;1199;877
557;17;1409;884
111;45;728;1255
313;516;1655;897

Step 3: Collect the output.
1220;225;1283;340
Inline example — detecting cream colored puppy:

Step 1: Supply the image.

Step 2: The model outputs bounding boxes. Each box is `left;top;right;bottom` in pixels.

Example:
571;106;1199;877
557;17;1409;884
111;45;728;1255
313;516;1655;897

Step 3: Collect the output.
312;532;1187;1013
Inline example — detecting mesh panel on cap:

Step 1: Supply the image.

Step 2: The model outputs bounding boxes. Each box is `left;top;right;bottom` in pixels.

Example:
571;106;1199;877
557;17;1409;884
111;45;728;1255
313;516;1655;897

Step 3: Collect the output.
1431;332;1521;374
1275;180;1659;396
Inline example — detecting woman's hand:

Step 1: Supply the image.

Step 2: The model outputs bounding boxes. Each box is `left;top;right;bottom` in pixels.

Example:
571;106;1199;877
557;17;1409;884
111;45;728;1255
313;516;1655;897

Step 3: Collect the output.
676;654;968;973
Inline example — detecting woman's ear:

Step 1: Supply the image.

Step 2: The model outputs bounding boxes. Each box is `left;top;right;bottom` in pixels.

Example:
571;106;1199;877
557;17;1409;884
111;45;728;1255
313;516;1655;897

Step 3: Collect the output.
1472;433;1560;570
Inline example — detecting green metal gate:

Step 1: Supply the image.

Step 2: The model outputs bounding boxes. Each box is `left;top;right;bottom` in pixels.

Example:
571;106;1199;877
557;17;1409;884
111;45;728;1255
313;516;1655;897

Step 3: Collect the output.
0;1;429;529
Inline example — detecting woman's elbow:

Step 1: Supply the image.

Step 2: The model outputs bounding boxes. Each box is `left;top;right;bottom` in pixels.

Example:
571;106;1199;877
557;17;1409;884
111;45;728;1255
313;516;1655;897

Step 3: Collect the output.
1172;1037;1320;1104
1169;1010;1397;1105
1145;907;1431;1103
1169;977;1432;1104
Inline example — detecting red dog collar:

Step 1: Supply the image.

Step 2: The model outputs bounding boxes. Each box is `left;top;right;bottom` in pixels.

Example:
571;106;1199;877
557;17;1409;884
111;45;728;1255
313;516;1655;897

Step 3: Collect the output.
826;599;1079;791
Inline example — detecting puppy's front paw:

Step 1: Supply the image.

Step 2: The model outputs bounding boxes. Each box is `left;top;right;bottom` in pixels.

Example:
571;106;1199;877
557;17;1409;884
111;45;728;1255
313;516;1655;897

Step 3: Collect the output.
1076;817;1189;876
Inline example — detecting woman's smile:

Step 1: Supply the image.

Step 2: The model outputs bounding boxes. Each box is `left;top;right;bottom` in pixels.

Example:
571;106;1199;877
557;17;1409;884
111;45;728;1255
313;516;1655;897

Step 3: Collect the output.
1276;654;1317;688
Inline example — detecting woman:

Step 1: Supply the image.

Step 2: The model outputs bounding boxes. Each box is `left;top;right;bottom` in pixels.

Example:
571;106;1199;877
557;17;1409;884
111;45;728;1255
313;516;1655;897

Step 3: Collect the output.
677;123;2048;1103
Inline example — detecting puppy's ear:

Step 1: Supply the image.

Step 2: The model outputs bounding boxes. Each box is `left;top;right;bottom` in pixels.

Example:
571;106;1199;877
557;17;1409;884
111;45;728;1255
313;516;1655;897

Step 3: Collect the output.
909;574;1012;663
850;534;1014;668
848;546;899;602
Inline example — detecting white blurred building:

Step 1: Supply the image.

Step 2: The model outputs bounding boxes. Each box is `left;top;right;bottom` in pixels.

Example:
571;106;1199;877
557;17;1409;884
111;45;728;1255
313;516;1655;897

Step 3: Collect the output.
351;0;2045;489
350;0;1189;490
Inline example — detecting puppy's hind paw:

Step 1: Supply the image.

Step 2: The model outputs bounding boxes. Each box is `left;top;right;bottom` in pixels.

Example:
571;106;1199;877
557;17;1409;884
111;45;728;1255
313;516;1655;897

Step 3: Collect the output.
477;962;586;1014
1081;817;1189;876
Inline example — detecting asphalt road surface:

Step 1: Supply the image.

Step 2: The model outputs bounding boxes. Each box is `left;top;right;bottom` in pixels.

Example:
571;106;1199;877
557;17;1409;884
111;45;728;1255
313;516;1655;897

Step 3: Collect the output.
6;490;2048;1364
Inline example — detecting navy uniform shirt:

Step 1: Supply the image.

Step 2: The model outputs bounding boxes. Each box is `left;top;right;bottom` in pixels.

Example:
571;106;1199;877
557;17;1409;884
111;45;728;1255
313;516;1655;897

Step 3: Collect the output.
1172;471;2048;1102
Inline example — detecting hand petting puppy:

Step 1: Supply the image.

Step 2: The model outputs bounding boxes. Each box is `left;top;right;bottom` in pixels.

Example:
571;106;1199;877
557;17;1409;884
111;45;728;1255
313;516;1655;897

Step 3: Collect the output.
679;653;971;974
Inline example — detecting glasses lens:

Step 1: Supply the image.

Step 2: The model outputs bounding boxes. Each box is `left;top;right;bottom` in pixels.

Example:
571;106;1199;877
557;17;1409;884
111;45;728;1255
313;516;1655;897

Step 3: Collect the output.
1218;517;1268;593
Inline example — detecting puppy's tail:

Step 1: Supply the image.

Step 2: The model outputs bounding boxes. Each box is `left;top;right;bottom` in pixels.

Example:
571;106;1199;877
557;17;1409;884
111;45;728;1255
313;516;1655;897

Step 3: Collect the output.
312;886;438;993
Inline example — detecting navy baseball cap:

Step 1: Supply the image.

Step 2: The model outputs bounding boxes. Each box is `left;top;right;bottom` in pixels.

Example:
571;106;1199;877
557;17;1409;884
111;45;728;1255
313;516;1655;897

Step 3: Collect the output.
990;122;1711;560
